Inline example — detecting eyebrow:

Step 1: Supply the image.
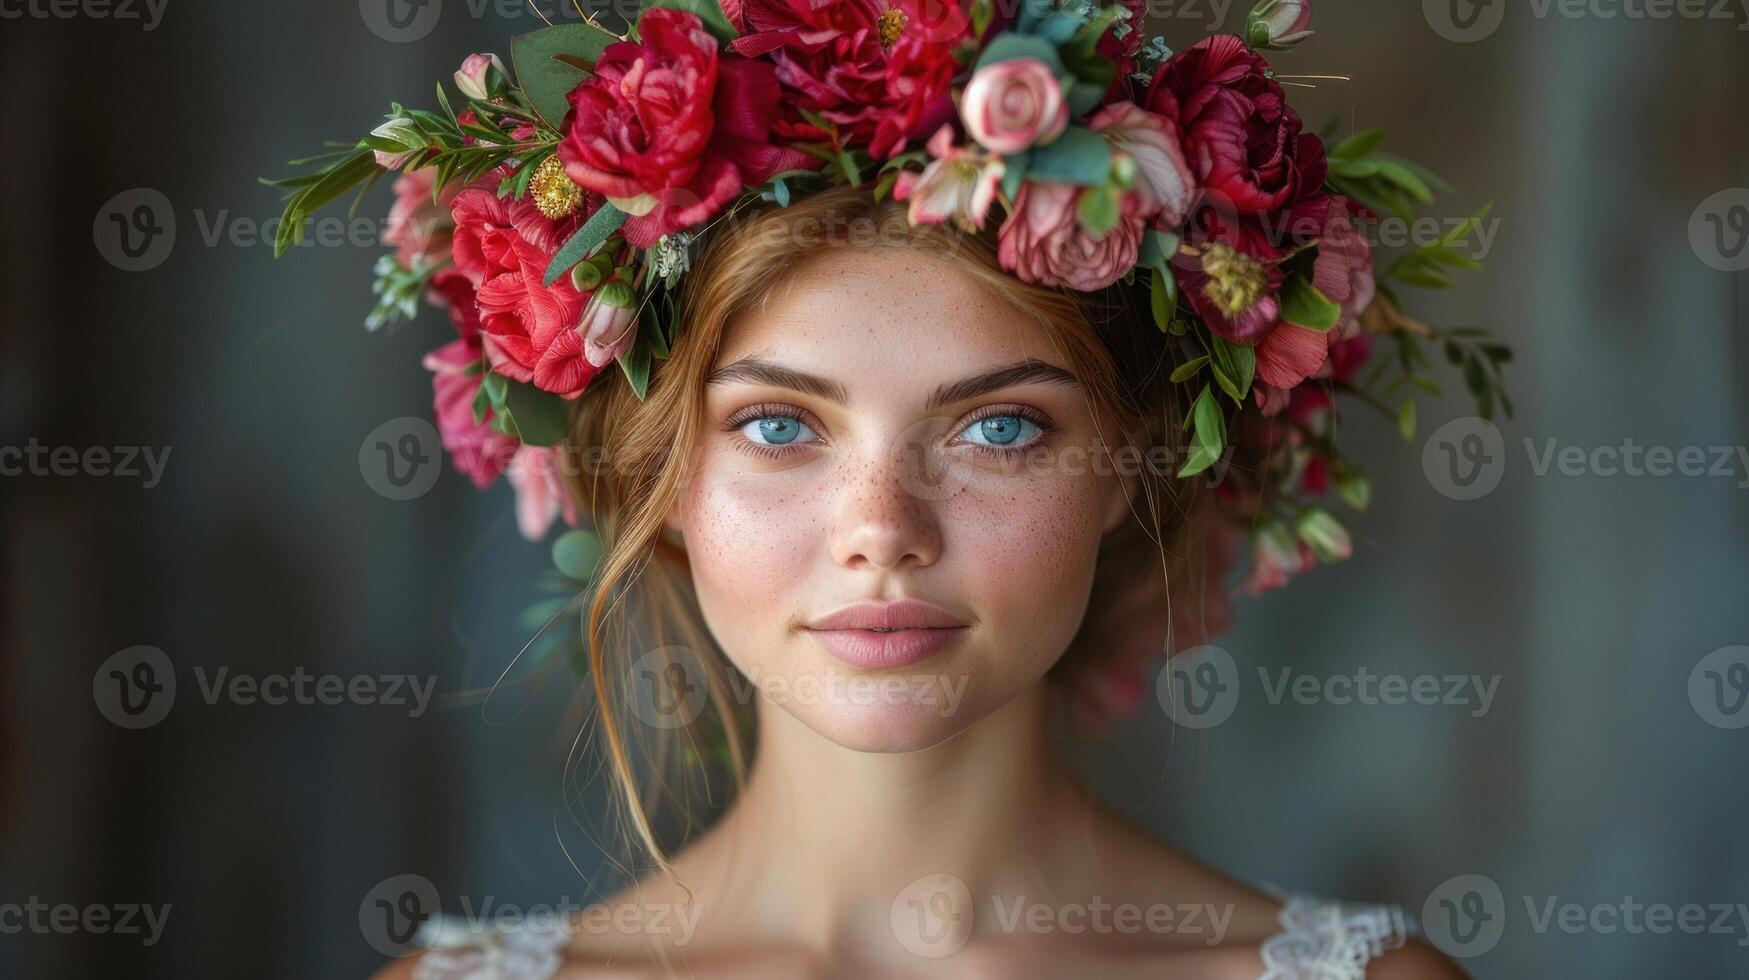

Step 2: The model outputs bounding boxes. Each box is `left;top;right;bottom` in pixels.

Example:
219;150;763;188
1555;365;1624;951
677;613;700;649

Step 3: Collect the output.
705;357;1082;410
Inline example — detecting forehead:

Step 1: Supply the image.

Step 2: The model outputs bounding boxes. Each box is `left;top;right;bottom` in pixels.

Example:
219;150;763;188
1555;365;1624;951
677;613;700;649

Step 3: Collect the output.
714;247;1064;378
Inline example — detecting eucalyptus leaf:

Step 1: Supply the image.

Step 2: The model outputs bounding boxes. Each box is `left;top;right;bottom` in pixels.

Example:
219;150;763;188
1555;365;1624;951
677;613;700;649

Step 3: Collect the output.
511;23;618;129
1024;126;1112;186
503;379;571;446
552;528;604;581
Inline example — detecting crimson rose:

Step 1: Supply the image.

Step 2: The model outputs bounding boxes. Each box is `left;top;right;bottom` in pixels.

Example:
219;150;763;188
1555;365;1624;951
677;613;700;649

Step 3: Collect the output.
731;0;969;159
559;7;817;247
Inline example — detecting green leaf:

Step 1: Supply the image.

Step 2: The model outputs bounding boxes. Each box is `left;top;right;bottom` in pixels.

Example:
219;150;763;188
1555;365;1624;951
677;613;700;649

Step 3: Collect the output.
1328;129;1387;161
1076;183;1118;238
1338;471;1372;512
1206;333;1255;404
504;380;571;446
618;335;653;399
543;200;626;286
1138;229;1179;270
552;528;604;581
1375;158;1434;204
1148;265;1176;331
643;0;739;42
1178;385;1225;478
1024;126;1112;186
511;23;619;129
1000;148;1031;200
1279;273;1342;331
975;32;1066;74
1169;356;1208;383
1397;396;1417;442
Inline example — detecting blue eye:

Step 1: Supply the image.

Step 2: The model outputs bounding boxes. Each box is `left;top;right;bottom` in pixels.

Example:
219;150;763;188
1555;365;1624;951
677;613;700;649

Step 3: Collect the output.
959;414;1040;449
741;414;819;447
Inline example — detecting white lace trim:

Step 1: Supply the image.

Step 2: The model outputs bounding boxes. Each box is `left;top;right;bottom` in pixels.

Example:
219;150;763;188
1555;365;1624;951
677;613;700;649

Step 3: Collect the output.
1259;893;1410;980
404;893;1407;979
408;914;567;980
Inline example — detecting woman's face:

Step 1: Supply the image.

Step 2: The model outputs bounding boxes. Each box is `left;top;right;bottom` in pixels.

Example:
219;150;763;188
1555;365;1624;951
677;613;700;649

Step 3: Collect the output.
668;246;1132;752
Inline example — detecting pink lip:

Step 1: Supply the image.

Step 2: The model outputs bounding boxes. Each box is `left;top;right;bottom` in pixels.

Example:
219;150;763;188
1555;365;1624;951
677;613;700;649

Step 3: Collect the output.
803;625;968;669
802;599;970;669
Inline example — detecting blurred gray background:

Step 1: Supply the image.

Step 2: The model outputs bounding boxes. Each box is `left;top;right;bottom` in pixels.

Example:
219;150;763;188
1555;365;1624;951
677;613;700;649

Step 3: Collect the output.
2;0;1746;976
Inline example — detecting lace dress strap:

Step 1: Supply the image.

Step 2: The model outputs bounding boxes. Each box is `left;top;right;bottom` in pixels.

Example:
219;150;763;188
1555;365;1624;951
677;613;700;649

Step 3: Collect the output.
407;914;567;980
1257;892;1411;979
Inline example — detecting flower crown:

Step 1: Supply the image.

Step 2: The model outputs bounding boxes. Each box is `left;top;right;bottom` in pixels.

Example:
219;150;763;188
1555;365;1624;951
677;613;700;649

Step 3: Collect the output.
268;0;1510;700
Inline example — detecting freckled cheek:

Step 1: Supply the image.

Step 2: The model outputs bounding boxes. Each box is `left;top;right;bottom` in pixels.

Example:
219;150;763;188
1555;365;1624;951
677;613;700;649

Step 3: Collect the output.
943;471;1108;640
680;457;827;626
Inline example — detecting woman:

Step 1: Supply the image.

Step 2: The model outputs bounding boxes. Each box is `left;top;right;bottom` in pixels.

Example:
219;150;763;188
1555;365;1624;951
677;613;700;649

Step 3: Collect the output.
379;186;1461;978
263;3;1501;973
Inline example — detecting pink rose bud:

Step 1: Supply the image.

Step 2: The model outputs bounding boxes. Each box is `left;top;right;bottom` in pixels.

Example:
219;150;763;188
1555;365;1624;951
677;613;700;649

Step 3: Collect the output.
577;290;637;368
454;52;507;102
1247;0;1313;49
960;57;1069;156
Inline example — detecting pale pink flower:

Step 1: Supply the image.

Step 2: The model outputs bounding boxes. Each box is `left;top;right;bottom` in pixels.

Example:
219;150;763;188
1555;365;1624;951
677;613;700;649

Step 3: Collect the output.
1088;101;1195;230
453;52;506;102
577;294;638;368
960;57;1069;155
1249;0;1314;48
892;124;1006;233
506;445;580;541
382;167;458;269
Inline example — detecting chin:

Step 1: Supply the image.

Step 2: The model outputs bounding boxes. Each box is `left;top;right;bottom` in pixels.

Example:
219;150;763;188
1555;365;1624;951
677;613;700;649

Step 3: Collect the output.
765;667;994;753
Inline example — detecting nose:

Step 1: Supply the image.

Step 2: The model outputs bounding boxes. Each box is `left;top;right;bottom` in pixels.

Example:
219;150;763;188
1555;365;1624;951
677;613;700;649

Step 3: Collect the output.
827;447;944;572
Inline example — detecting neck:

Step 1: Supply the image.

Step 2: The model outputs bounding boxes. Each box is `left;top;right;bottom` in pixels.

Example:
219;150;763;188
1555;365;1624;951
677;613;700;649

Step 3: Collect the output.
697;683;1102;953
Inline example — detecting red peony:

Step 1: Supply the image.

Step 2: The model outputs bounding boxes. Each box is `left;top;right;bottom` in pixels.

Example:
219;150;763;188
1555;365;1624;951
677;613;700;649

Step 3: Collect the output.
558;7;818;248
730;0;969;159
448;186;601;399
1146;35;1328;228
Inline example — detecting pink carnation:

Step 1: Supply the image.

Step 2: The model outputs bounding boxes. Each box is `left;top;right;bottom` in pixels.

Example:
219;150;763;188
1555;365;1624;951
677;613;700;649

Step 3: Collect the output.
448;187;602;399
